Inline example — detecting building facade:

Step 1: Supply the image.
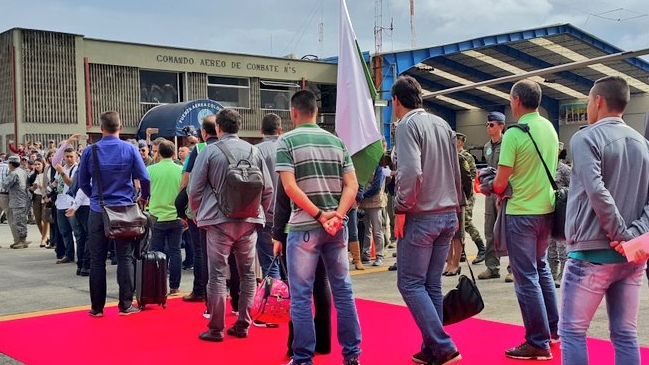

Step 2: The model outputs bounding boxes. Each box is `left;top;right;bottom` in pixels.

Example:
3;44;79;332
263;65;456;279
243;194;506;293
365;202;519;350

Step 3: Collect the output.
0;28;338;147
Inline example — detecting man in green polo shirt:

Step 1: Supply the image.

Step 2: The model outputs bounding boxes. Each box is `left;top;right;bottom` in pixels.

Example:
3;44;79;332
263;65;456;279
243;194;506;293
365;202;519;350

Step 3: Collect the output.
147;139;183;295
492;79;558;361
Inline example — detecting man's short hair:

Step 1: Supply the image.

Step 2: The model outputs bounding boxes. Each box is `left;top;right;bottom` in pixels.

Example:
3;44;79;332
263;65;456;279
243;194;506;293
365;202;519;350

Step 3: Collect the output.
456;133;467;143
291;90;318;116
152;137;166;146
100;111;121;133
391;76;423;110
511;80;542;110
216;109;241;134
158;140;175;158
592;76;630;113
201;114;217;136
63;147;75;154
261;113;281;135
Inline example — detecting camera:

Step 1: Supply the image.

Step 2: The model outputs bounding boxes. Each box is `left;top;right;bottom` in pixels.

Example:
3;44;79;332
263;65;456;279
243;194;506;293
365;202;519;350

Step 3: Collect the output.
182;125;197;137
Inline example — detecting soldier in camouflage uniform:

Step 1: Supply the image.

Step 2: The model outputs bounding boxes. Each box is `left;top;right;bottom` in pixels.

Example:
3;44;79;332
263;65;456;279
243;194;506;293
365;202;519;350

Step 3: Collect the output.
3;155;30;249
456;133;486;263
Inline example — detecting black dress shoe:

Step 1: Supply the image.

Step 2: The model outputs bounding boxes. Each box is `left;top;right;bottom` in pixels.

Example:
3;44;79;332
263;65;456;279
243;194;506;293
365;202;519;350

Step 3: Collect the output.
198;331;223;342
226;325;248;338
182;292;206;302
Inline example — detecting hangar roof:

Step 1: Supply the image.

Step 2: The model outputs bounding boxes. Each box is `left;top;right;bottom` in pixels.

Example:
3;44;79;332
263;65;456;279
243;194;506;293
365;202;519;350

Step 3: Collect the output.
380;23;649;112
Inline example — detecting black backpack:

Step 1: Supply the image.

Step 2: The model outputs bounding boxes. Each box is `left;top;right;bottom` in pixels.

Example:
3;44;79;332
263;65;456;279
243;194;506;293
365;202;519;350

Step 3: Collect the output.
210;141;264;219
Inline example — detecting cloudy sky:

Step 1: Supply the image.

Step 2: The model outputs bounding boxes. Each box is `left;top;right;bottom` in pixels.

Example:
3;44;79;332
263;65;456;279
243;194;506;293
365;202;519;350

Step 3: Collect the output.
2;0;648;59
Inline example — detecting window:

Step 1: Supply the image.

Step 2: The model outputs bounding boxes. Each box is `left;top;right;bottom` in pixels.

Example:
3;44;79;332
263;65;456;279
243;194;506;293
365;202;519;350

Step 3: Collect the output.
260;80;299;110
140;70;179;104
207;76;250;108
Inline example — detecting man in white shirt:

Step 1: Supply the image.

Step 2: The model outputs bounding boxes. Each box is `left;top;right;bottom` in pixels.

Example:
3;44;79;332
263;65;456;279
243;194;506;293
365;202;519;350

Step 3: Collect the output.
53;147;81;264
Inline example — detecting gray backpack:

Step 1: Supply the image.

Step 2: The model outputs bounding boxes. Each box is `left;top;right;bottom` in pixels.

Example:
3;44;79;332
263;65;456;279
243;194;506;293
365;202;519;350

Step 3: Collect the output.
210;141;264;219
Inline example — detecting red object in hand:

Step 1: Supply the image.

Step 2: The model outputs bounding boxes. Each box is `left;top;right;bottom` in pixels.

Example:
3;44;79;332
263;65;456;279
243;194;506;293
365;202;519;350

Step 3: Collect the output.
473;170;481;194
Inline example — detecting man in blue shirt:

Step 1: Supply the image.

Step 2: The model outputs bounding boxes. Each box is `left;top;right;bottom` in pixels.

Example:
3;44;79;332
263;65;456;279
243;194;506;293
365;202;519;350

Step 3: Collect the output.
78;111;150;317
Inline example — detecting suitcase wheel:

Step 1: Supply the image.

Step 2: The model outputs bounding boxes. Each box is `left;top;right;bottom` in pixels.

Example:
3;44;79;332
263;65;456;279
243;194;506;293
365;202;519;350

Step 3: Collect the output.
162;303;167;309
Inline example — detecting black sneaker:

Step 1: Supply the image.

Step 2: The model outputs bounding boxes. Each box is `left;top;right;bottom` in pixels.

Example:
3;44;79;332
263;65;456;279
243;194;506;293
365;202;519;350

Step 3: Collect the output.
119;306;141;316
434;351;462;365
412;351;433;364
88;309;103;318
198;330;224;342
226;325;248;338
505;342;552;360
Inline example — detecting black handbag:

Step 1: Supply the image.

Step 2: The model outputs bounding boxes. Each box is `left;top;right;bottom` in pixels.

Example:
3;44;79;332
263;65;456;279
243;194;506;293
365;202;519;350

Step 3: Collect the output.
443;247;484;325
509;124;567;240
91;145;147;239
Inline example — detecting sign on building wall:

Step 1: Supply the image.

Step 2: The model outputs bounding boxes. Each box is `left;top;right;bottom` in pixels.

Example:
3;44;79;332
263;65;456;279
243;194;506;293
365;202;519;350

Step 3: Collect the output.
559;102;588;125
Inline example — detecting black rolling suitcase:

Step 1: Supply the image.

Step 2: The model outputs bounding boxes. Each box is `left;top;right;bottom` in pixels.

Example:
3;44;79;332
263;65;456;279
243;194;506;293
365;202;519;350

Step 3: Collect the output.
135;250;168;310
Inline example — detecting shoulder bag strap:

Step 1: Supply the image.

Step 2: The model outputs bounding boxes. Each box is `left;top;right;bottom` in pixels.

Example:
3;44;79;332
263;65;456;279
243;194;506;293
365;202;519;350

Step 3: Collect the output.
214;141;237;165
461;246;478;284
91;144;105;206
508;124;558;191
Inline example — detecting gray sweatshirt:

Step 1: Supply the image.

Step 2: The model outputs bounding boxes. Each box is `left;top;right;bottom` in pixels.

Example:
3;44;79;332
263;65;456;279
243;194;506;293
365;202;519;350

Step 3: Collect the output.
393;109;461;214
566;117;649;251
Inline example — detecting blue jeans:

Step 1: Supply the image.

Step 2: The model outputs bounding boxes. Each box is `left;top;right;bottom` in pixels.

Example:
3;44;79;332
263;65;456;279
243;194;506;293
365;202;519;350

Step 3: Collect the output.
57;209;82;261
396;211;457;359
150;219;183;290
560;258;645;365
204;221;258;336
506;214;558;350
256;225;279;278
287;223;361;364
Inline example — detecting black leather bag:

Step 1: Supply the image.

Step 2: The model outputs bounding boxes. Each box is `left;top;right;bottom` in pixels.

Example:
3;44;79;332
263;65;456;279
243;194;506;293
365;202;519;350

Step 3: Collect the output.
92;145;147;239
552;187;568;240
442;248;484;325
101;203;147;239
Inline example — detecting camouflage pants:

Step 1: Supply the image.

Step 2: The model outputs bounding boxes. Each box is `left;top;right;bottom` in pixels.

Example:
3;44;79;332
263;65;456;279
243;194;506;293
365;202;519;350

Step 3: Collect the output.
465;194;482;243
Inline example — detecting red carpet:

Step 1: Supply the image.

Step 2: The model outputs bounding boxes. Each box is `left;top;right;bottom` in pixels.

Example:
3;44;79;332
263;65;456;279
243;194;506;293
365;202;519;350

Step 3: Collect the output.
0;298;647;365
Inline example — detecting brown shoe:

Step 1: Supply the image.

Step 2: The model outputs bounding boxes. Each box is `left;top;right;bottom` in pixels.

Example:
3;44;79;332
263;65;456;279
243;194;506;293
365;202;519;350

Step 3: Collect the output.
477;269;500;280
169;288;181;296
182;292;206;302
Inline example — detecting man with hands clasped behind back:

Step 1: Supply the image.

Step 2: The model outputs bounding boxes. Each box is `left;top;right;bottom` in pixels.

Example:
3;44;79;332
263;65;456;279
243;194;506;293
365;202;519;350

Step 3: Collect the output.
274;90;361;365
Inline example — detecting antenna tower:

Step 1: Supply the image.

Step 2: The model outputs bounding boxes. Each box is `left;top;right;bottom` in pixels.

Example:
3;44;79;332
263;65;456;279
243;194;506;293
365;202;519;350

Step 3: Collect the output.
318;21;324;58
410;0;416;48
374;0;393;55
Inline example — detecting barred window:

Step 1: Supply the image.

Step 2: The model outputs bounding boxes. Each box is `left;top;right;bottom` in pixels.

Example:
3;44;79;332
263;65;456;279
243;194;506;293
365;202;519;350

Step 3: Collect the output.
260;80;298;110
140;70;179;104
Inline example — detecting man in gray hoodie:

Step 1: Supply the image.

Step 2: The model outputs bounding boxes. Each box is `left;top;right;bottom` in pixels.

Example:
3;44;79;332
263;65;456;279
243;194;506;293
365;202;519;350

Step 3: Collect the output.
561;76;649;365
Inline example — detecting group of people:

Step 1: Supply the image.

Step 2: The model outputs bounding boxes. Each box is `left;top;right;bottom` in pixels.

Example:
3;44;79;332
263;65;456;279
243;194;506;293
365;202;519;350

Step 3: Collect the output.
3;73;647;365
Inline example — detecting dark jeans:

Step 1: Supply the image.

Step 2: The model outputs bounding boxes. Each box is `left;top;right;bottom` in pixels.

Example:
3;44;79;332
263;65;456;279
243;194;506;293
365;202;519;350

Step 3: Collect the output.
182;229;193;267
150;219;183;290
51;207;65;259
188;220;208;298
88;211;136;312
57;209;81;261
75;205;90;270
256;225;279;278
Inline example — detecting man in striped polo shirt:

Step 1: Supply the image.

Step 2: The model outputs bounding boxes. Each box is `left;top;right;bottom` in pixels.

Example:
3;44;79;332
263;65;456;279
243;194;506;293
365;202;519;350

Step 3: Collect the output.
276;90;362;365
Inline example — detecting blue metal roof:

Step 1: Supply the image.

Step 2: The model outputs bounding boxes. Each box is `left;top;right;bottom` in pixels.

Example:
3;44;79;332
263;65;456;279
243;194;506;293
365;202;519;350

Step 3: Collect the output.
376;23;649;146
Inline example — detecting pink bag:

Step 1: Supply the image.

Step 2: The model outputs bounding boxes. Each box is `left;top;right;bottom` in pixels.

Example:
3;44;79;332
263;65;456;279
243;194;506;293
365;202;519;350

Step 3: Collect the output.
251;256;291;323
